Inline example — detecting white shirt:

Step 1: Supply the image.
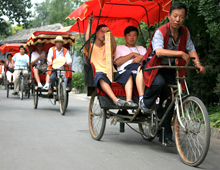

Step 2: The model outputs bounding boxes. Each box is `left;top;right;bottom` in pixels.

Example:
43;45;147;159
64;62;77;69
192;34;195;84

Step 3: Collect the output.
114;45;147;71
31;51;46;63
47;47;72;75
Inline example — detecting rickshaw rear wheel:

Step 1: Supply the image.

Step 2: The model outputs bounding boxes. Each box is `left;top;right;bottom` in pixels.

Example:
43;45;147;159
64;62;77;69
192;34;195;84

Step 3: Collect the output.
66;92;69;109
33;87;38;109
59;82;67;115
174;96;210;167
89;91;106;141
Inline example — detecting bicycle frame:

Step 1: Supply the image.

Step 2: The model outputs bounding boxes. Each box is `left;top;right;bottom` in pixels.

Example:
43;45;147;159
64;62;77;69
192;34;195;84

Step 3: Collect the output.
144;58;198;131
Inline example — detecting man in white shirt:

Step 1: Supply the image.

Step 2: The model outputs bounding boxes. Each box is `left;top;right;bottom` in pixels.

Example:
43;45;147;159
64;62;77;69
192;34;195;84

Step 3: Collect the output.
31;43;48;88
12;46;29;95
114;26;147;102
46;36;72;94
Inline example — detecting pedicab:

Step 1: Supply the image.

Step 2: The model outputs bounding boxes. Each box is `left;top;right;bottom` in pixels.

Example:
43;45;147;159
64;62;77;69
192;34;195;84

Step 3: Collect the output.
67;0;210;166
0;43;31;99
25;31;75;115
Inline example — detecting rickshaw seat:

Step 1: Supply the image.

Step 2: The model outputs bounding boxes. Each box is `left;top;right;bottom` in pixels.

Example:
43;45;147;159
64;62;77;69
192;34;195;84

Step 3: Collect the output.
31;65;46;84
89;62;139;97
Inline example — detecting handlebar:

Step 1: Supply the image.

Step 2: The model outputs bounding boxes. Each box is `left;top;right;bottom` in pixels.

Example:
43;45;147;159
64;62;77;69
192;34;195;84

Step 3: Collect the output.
144;56;199;72
144;65;199;71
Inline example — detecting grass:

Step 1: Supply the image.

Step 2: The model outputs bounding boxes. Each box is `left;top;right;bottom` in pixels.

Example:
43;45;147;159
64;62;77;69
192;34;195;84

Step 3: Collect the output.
207;104;220;128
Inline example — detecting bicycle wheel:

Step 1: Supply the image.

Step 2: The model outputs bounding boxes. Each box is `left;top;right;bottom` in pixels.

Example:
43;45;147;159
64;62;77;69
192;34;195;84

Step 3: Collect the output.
20;77;24;100
174;96;210;167
33;87;38;109
139;108;158;141
88;91;106;141
59;82;67;115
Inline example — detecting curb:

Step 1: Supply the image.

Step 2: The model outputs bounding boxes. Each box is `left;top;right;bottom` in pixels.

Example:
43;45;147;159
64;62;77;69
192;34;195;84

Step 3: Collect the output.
211;127;220;140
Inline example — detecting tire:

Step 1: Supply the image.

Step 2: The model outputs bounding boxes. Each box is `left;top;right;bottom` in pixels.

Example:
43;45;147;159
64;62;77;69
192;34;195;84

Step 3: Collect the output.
139;109;158;141
6;84;9;98
174;96;210;167
88;91;106;141
66;92;69;109
20;77;24;100
59;82;67;115
33;87;38;109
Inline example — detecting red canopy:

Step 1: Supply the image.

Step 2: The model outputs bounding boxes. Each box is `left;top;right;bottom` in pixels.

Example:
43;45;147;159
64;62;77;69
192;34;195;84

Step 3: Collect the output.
25;31;75;52
0;43;25;54
66;0;172;37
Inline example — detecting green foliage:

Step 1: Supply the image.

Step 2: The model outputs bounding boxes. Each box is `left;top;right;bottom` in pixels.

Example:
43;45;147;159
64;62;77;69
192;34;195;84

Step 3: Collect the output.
208;105;220;128
0;0;32;39
30;0;83;27
72;71;85;93
214;74;220;101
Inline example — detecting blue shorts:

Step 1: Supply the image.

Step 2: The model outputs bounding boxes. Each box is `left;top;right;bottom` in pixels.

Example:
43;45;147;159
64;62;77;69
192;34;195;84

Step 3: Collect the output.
94;70;132;90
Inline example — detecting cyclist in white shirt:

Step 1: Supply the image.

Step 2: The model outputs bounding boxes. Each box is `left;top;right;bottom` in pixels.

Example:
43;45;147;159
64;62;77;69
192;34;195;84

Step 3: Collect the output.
12;46;29;95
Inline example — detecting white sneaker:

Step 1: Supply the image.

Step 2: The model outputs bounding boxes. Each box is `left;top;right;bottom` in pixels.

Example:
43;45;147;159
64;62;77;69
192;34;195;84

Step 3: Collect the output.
38;83;43;88
43;84;49;90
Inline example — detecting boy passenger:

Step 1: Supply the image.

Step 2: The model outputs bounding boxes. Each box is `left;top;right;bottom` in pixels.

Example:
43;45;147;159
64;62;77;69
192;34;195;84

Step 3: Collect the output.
85;14;137;107
115;26;147;104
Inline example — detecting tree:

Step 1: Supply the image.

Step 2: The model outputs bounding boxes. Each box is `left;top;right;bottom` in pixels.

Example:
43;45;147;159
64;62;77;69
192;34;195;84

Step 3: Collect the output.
0;0;32;39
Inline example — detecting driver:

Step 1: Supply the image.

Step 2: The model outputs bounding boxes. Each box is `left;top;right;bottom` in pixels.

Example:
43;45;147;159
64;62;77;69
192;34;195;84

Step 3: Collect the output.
46;36;72;95
138;3;206;146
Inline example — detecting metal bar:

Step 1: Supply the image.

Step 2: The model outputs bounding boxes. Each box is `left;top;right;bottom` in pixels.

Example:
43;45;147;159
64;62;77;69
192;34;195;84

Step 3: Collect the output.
144;65;199;71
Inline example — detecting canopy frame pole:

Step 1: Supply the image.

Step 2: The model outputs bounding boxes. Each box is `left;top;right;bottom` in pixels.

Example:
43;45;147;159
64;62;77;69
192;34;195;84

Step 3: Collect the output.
88;9;102;62
77;19;87;64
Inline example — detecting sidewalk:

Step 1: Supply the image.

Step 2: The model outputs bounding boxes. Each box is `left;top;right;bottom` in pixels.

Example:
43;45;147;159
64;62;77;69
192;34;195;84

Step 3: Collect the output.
69;92;90;100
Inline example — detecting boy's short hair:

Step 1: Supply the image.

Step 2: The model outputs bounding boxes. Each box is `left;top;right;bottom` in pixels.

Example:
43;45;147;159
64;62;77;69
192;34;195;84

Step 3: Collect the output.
124;26;139;36
19;45;25;50
96;24;107;32
169;3;188;17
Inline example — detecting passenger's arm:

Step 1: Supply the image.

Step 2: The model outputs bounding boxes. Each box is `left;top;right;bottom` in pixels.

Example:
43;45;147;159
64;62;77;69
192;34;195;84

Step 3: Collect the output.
47;48;53;66
85;15;94;58
65;51;72;67
31;55;40;66
115;52;139;66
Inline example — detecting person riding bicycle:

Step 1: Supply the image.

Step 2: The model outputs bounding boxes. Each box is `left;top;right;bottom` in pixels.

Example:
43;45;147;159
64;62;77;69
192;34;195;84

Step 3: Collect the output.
84;14;138;107
114;26;147;104
138;3;206;146
12;45;29;95
31;43;49;88
46;36;72;95
4;53;14;83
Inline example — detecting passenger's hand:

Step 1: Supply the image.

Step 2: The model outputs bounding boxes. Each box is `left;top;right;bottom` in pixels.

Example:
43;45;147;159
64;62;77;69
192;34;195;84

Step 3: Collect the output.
196;64;206;74
88;14;94;24
132;55;142;63
181;52;190;65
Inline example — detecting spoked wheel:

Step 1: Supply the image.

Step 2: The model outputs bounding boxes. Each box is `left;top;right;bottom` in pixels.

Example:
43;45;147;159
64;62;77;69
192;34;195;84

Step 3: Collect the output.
33;87;38;109
59;82;67;115
89;91;106;141
6;83;9;98
139;107;158;141
19;77;24;100
174;96;210;167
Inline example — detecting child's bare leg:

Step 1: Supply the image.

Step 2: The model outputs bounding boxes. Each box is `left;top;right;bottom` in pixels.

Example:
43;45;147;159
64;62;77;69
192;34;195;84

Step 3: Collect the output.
99;79;118;103
136;66;145;98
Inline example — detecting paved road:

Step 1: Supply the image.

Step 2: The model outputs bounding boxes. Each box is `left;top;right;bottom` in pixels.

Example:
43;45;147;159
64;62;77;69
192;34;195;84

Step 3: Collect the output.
0;88;219;170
